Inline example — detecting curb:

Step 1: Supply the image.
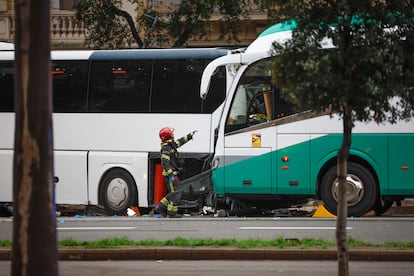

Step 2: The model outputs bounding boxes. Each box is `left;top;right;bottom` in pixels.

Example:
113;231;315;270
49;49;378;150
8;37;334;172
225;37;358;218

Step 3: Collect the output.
1;247;414;261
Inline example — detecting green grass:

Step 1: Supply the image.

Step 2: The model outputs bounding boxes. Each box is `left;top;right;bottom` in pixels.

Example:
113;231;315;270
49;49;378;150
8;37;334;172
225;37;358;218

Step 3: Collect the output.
2;236;414;249
0;240;12;247
55;236;337;249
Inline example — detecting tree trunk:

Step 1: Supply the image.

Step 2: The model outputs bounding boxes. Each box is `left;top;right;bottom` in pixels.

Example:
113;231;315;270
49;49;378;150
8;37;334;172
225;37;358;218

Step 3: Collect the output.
12;1;57;276
336;109;353;276
110;5;143;48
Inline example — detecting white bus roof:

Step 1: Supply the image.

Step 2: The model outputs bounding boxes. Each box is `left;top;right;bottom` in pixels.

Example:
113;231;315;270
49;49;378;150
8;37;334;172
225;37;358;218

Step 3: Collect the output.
0;42;14;50
200;19;338;99
245;20;297;54
245;30;293;54
51;50;94;60
200;51;269;99
0;49;95;60
200;22;296;99
1;48;231;61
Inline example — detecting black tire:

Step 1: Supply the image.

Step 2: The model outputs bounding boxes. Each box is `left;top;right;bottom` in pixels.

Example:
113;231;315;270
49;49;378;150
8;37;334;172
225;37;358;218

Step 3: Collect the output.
99;168;137;216
320;163;378;217
374;198;394;216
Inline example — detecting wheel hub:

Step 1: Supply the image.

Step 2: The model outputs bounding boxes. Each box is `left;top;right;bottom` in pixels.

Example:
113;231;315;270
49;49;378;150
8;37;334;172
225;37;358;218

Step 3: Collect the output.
332;174;364;207
106;177;128;209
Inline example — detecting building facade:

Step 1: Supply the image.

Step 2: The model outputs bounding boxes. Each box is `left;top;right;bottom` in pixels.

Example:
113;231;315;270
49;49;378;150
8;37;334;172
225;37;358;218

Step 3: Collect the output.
0;0;270;49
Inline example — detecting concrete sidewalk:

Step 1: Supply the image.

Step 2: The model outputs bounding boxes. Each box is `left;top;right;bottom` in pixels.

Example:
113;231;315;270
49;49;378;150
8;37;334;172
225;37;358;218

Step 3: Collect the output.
1;247;414;261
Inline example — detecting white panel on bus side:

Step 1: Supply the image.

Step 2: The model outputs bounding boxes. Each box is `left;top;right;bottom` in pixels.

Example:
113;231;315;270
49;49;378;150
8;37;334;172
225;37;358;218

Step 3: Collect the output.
0;113;14;148
52;113;212;153
87;151;149;207
54;151;88;204
0;150;13;202
0;149;88;204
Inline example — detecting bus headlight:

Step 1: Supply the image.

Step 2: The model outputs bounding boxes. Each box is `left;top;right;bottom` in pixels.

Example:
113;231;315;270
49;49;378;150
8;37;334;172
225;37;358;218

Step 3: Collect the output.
211;158;219;170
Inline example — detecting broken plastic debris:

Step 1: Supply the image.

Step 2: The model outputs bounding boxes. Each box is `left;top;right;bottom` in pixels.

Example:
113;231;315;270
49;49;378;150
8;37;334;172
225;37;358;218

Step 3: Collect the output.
202;206;214;214
127;208;136;217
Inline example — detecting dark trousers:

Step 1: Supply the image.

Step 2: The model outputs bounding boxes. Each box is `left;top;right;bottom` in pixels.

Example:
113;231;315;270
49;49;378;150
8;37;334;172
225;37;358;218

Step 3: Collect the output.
159;176;182;214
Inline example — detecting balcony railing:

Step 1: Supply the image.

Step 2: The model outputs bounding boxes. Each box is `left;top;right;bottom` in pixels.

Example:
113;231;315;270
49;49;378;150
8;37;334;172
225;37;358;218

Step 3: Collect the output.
0;10;86;49
0;8;267;49
50;10;86;48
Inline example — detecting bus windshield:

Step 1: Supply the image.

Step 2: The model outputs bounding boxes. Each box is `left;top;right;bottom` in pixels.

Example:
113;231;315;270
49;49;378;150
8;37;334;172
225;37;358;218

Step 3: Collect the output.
225;57;293;133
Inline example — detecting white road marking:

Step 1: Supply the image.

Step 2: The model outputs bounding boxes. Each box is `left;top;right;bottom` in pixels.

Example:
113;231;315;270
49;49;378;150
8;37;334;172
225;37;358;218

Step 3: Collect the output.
239;226;353;230
58;227;137;230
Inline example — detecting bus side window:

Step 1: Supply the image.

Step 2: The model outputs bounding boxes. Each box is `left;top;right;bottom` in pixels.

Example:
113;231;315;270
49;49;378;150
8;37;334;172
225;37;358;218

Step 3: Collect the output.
248;91;273;126
225;80;274;133
248;90;295;122
52;61;88;112
274;102;294;119
202;66;226;113
225;84;249;132
151;59;202;113
89;60;152;112
225;58;277;133
224;56;296;133
273;89;294;119
0;63;14;112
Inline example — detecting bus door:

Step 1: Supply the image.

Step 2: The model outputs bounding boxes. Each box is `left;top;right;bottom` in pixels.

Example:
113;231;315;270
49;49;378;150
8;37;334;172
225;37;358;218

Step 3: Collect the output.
222;82;276;195
223;135;273;194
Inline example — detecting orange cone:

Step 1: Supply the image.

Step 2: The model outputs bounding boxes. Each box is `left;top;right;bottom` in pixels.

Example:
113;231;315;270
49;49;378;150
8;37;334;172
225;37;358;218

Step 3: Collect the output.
312;204;336;218
154;164;167;204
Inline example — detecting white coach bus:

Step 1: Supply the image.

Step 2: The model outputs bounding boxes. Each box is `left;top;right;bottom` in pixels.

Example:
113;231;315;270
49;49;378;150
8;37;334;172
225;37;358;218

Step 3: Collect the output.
0;47;231;215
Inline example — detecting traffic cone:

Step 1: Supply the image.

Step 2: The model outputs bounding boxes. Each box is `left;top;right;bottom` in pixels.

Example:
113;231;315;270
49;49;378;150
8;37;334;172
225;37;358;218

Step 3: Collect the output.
154;164;167;204
312;204;336;218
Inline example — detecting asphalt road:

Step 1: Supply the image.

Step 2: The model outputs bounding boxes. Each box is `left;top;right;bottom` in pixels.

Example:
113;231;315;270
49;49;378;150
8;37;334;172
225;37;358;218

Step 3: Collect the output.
1;216;414;244
2;203;414;276
2;260;414;276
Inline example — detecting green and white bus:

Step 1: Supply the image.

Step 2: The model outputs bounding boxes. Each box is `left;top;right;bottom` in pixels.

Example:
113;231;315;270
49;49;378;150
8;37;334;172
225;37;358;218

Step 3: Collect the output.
200;21;414;217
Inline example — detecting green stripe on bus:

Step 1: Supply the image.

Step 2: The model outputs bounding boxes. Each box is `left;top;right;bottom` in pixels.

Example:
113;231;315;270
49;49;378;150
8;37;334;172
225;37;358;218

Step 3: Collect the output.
212;134;414;196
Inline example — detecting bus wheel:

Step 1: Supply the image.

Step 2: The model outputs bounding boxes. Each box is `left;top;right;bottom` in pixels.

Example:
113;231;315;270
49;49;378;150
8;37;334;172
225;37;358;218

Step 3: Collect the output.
99;169;137;216
320;163;378;217
374;198;394;216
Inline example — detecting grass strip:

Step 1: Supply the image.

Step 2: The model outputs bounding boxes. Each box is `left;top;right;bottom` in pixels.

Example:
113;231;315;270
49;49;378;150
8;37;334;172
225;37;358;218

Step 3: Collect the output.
56;236;337;249
2;236;414;249
0;240;12;247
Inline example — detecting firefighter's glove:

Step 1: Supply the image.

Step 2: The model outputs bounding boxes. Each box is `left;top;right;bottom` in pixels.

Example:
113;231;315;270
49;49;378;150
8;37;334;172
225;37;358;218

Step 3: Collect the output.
189;130;198;140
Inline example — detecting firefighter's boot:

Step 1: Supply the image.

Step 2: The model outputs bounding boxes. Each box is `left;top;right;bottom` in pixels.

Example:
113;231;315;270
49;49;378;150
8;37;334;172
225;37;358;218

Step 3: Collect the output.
154;203;167;217
167;202;182;218
167;212;182;218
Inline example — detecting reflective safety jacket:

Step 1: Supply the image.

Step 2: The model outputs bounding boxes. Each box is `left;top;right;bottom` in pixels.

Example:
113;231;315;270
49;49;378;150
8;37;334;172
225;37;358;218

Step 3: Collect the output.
160;134;192;177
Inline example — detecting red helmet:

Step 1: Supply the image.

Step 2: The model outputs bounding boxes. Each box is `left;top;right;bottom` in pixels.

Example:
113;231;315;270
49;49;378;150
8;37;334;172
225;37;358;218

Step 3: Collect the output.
159;127;174;142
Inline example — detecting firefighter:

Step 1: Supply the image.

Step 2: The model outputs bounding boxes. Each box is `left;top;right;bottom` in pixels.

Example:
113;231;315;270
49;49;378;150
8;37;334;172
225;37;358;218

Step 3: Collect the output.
155;127;196;218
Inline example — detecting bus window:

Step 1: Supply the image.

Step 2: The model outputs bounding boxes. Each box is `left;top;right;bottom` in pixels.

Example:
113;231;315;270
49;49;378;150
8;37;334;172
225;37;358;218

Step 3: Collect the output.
202;66;226;113
0;63;14;112
274;98;294;118
151;59;203;113
226;82;274;132
225;58;275;133
89;60;152;112
52;61;88;112
247;89;274;125
225;58;296;133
